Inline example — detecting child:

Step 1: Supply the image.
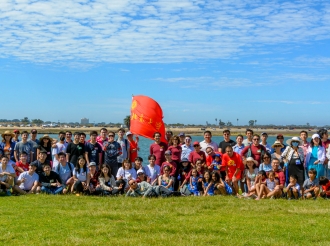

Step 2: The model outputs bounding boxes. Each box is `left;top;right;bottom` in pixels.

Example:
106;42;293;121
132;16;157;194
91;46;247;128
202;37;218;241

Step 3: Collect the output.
14;152;30;177
158;165;173;191
188;168;200;196
286;174;301;200
202;171;215;196
303;168;320;199
210;154;222;172
212;171;229;195
264;171;280;199
116;158;137;190
319;176;330;199
177;158;191;188
255;170;267;200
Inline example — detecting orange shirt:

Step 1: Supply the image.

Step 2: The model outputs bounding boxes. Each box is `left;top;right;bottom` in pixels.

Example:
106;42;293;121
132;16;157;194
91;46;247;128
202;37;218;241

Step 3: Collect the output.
222;152;244;179
128;140;138;162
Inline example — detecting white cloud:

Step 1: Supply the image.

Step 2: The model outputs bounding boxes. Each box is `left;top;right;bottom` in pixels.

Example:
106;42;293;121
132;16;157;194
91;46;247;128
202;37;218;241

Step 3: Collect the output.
1;0;330;66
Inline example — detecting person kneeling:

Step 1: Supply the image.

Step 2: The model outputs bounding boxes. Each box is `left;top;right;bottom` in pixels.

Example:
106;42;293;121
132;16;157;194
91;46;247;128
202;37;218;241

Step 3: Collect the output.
14;163;39;195
38;163;63;195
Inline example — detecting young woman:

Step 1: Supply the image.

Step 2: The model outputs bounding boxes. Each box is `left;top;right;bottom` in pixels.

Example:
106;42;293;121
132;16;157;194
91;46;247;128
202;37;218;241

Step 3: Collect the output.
97;164;123;196
116;159;137;190
144;154;160;185
271;141;285;168
167;136;182;165
305;134;326;179
38;135;53;162
0;131;16;161
72;156;90;194
259;152;272;173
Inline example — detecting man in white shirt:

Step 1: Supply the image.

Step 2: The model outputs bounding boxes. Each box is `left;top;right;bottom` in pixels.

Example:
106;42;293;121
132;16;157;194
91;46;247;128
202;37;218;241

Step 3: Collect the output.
14;163;39;195
199;131;218;156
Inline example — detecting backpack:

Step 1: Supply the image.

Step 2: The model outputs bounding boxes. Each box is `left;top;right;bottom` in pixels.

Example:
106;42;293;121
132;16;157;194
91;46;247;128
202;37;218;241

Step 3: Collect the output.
57;162;73;177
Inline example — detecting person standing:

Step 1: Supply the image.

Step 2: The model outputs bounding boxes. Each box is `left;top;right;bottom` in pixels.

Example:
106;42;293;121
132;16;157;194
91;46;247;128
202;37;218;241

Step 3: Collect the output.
86;131;103;170
242;129;253;146
28;129;40;162
52;131;68;167
116;128;130;170
126;131;139;165
233;135;245;155
181;135;194;160
218;130;236;154
305;134;326;179
199;131;218;155
14;131;33;163
0;131;16;161
318;129;330;169
300;130;310;161
66;132;88;166
260;132;271;153
104;131;122;177
149;132;168;166
12;129;20;144
240;134;266;167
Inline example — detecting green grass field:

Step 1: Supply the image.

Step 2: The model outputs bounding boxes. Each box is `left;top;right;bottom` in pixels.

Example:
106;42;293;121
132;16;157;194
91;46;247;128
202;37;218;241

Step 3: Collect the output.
1;195;330;246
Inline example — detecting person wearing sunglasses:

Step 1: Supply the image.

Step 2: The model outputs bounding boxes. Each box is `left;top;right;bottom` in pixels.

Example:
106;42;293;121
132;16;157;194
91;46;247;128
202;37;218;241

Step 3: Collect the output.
188;141;206;167
271;141;285;168
103;131;122;177
181;135;194;160
240;134;266;167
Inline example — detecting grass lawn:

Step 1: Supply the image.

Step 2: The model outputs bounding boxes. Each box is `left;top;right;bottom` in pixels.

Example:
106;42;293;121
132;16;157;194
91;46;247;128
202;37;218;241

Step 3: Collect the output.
1;195;330;246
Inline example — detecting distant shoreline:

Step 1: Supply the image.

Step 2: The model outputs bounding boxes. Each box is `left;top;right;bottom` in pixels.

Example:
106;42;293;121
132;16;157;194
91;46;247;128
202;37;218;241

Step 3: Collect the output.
0;126;314;137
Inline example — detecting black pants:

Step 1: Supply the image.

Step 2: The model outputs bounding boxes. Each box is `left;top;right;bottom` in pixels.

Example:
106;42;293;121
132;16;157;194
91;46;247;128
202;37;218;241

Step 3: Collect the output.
73;180;89;193
94;189;121;196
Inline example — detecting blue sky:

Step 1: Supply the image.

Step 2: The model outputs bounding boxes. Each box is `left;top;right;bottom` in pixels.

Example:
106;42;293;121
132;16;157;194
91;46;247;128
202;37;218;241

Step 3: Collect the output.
1;0;330;126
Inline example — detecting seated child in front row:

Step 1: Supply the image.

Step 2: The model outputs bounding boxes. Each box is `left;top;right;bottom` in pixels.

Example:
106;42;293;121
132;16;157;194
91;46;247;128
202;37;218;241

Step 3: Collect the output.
319;176;330;199
303;168;320;199
286;174;301;199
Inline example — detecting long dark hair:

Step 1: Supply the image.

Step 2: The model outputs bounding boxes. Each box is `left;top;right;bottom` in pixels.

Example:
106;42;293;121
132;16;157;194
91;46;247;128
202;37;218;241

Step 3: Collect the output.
99;164;112;178
310;137;321;148
41;138;52;149
75;156;87;173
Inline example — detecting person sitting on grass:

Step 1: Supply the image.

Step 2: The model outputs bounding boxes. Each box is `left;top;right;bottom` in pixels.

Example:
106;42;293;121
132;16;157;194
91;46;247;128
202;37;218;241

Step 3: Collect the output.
88;162;100;195
96;164;123;196
126;180;181;198
0;156;16;196
72;155;90;195
286;174;301;200
53;152;74;194
116;159;137;191
255;171;281;200
255;170;267;200
158;165;174;191
144;154;160;185
136;170;148;183
180;159;203;192
31;149;51;176
319;176;330;199
14;163;39;195
187;168;201;196
38;163;63;195
14;152;29;178
244;157;259;198
303;168;320;200
202;171;215;196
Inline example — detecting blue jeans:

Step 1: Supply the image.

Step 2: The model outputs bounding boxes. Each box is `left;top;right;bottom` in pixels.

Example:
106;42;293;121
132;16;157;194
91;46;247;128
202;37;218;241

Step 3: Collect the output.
41;186;63;195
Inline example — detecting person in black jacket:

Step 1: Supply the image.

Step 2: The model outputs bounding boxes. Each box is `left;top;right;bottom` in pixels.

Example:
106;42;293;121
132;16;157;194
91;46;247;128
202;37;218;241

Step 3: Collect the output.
38;163;63;195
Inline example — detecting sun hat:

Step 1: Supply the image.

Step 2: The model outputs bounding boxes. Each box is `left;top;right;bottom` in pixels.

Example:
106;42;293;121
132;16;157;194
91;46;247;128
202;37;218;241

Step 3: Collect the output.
1;130;14;139
244;157;258;165
286;137;303;146
39;134;53;142
271;140;284;149
312;134;320;139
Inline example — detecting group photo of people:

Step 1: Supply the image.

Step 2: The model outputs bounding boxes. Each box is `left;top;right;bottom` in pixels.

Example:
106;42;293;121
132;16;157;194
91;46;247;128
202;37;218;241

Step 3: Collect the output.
1;127;330;200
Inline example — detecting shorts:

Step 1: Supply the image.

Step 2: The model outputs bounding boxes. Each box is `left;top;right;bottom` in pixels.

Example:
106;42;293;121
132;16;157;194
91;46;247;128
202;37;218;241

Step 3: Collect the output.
304;191;316;198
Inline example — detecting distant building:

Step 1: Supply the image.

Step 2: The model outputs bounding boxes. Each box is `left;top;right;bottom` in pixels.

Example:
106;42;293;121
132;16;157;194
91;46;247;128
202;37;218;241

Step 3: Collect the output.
81;118;89;125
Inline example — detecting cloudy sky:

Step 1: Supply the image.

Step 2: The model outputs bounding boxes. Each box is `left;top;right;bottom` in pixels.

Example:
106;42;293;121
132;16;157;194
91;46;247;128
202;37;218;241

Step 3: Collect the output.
1;0;330;126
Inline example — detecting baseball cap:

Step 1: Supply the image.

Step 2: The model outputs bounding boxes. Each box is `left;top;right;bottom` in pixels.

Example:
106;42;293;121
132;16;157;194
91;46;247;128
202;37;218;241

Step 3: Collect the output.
126;131;133;136
179;132;185;137
137;169;144;174
165;150;172;155
88;162;96;167
193;141;200;146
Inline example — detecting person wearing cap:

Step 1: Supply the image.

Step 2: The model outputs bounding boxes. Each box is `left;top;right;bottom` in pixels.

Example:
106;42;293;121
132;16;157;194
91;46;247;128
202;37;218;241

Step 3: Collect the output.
178;132;185;145
136;169;148;183
242;129;253;146
28;129;40;162
31;148;52;176
144;154;161;185
38;162;63;195
85;131;103;170
0;155;16;196
149;132;168;166
116;128;130;170
0;130;16;161
271;141;285;168
13;162;39;195
281;137;305;187
199;131;218;156
305;134;326;179
14;131;33;163
260;132;271;153
53;152;74;194
243;157;259;198
87;161;100;195
37;135;53;162
126;131;139;165
12;129;20;144
181;135;194;160
218;130;236;154
188;141;206;166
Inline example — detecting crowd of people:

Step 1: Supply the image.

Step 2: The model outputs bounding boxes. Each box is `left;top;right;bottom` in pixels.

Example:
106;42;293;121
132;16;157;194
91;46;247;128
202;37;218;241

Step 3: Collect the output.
1;127;330;200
